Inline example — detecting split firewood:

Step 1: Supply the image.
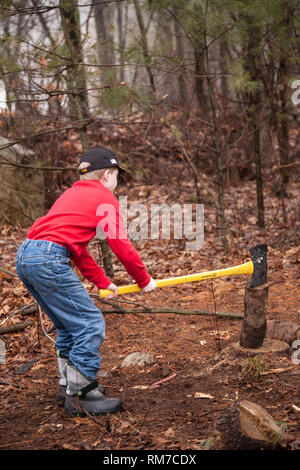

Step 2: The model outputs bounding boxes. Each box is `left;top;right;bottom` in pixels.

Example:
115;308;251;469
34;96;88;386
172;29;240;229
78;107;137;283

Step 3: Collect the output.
217;400;285;450
237;400;284;445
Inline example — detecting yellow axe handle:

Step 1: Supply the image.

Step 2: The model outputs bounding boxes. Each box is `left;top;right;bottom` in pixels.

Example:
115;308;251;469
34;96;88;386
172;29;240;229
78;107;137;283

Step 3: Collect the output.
99;260;253;299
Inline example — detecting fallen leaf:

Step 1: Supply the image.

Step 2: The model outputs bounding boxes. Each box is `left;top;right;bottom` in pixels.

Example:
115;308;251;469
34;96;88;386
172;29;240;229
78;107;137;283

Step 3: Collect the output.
61;443;79;450
165;427;175;437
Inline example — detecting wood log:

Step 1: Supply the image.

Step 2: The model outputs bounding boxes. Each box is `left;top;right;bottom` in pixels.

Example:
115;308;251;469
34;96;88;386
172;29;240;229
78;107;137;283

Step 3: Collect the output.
21;305;37;316
0;320;34;335
240;282;268;348
266;320;300;346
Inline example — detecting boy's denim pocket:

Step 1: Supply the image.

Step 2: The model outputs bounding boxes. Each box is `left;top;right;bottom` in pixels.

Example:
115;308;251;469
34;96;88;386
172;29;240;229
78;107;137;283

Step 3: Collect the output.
22;261;57;296
51;258;79;286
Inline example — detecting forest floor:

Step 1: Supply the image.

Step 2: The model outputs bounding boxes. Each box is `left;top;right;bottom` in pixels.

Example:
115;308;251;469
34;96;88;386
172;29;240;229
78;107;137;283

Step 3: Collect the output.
0;176;299;452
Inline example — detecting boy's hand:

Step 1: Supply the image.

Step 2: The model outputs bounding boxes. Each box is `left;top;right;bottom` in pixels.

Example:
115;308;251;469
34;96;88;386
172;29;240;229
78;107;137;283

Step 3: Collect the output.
106;282;119;298
142;277;157;293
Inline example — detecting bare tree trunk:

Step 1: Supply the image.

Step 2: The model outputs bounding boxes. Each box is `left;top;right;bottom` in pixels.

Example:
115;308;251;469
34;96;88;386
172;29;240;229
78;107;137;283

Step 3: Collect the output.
219;40;228;102
194;47;207;113
253;114;264;228
116;1;128;83
133;0;156;95
189;2;207;113
203;25;229;254
244;17;265;228
172;9;188;107
277;83;289;222
2;20;13;116
33;0;63;118
92;0;115;82
275;2;293;222
2;14;27;121
59;0;89;151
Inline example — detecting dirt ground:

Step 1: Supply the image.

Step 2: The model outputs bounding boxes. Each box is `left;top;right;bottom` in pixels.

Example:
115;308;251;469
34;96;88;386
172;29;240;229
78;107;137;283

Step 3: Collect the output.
0;180;299;451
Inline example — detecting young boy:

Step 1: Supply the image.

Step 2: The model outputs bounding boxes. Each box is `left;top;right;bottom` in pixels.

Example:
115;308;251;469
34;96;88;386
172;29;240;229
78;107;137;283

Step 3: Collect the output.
16;147;156;417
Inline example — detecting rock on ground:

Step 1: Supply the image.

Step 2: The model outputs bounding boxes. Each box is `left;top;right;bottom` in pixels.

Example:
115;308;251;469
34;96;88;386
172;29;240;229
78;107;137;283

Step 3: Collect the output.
121;352;156;368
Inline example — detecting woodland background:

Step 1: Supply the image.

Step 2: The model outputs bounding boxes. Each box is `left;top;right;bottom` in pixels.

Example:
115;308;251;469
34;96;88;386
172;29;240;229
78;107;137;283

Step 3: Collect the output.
0;0;299;452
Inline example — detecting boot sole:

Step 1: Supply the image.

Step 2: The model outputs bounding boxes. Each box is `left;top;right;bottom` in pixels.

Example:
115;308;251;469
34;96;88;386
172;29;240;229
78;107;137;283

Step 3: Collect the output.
58;385;106;408
64;396;122;417
65;402;123;417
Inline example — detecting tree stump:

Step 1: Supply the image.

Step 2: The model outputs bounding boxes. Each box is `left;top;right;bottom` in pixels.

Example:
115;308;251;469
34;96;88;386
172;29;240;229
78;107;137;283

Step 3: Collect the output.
232;338;290;357
240;282;268;348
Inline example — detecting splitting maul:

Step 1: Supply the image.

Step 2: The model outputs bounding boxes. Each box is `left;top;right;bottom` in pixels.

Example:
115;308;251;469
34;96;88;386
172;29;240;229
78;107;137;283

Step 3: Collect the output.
99;244;268;299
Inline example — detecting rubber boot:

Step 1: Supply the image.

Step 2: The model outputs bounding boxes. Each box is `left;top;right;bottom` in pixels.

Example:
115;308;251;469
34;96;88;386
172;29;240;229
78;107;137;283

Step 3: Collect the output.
57;355;106;407
57;354;68;407
64;364;122;417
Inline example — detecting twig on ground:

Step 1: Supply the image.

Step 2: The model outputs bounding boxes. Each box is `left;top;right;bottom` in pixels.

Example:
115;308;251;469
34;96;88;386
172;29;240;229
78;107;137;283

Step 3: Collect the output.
0;302;36;327
91;295;126;313
102;307;243;319
149;373;177;389
0;267;18;278
260;367;295;376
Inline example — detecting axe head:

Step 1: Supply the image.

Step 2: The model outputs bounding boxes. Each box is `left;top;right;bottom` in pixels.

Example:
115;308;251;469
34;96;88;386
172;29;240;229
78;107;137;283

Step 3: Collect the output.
249;244;268;287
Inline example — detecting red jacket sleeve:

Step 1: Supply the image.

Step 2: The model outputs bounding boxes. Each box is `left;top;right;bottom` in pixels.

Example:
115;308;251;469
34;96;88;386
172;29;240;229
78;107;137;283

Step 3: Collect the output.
70;248;111;289
96;198;151;288
108;237;151;288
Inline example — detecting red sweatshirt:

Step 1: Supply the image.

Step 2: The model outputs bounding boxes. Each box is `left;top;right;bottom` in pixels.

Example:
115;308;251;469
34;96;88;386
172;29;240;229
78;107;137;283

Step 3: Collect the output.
27;180;150;289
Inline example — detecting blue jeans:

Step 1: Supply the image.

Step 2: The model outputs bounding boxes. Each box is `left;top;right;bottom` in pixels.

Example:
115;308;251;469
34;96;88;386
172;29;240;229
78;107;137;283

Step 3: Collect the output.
16;238;105;380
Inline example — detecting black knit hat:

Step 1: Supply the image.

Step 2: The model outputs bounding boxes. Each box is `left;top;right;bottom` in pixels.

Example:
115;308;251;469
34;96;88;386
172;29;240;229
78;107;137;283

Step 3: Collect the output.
79;147;127;175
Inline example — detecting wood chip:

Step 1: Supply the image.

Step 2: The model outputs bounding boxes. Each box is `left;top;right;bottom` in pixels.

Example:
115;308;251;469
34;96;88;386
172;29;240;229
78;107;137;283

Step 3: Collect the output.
194;392;214;399
131;373;177;390
260;366;295;375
